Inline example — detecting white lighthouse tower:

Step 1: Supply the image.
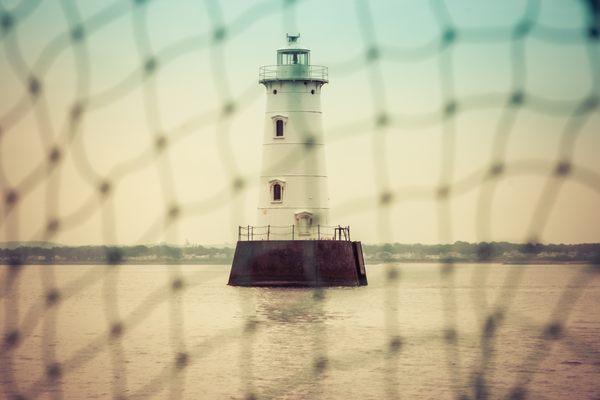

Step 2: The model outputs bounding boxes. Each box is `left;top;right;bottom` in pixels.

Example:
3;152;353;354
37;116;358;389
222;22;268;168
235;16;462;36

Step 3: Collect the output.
257;34;329;239
228;34;367;287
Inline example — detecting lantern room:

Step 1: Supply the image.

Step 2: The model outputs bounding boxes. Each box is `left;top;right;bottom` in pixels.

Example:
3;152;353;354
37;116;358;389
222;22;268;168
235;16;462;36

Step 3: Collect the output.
277;34;310;65
259;34;328;84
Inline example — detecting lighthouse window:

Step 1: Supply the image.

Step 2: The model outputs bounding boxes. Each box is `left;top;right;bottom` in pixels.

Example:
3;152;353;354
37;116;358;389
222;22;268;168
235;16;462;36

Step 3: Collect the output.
275;119;284;137
311;89;315;94
273;183;282;201
273;89;277;95
280;52;308;65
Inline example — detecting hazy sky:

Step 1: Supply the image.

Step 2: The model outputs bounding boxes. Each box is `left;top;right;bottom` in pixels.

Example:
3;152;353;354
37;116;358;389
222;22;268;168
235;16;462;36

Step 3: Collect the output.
0;0;598;245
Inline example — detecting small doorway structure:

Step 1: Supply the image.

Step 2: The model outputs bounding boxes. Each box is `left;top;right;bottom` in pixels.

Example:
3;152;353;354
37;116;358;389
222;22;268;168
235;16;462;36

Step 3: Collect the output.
295;211;313;236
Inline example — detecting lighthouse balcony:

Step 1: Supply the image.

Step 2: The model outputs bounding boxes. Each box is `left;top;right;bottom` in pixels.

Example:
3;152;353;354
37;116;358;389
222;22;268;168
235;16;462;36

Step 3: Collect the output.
238;225;349;241
259;65;328;84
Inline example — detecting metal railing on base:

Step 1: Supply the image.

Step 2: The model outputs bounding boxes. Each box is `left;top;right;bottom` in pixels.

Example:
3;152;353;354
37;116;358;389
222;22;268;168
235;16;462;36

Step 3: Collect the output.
238;225;351;241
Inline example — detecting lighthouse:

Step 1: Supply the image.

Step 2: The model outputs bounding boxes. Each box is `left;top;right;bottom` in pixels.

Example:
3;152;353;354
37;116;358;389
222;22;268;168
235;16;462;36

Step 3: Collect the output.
257;33;329;236
228;34;367;287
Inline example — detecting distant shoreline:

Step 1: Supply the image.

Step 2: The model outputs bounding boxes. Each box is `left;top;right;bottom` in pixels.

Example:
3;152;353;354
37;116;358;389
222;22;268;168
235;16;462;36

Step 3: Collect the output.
1;242;598;266
0;260;592;266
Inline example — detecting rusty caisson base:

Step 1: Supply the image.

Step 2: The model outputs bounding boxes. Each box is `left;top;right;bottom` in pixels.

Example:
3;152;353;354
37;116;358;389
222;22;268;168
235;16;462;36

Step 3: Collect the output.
228;240;368;287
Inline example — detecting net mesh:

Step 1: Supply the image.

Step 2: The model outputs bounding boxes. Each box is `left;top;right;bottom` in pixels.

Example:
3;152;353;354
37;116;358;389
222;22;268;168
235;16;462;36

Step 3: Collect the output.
1;0;599;399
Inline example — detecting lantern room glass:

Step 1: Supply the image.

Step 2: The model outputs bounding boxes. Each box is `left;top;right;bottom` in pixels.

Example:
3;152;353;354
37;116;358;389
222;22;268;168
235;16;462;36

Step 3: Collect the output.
277;51;309;66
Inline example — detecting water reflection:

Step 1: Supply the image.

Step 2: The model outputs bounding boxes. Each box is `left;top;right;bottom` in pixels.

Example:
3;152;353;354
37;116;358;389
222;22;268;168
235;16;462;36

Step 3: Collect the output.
248;288;344;324
237;287;335;399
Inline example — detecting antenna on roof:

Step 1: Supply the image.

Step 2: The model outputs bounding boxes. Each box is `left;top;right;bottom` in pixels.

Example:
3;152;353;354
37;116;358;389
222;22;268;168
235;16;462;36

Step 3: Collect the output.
286;33;300;46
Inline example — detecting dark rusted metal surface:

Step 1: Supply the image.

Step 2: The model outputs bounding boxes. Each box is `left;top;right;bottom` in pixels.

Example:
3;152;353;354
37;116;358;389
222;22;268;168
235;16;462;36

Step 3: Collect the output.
352;241;368;285
228;240;368;287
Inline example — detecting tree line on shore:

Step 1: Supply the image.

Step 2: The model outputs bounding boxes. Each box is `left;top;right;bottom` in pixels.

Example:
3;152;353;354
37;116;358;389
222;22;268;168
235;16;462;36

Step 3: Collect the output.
1;241;599;265
362;241;600;264
0;244;234;265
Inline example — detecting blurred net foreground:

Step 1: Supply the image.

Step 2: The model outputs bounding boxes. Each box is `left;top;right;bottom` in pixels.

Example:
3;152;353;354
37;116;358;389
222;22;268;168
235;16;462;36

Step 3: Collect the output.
1;0;600;399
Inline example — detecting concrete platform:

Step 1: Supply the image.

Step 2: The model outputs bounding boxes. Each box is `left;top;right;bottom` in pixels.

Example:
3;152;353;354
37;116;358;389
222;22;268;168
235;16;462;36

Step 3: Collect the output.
228;240;368;287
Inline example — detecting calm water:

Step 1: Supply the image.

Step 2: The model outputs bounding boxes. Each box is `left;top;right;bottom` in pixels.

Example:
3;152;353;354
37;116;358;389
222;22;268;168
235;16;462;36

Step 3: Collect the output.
1;264;598;399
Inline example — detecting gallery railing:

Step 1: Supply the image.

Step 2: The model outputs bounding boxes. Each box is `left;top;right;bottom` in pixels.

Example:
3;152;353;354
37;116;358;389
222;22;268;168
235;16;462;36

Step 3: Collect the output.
238;225;350;241
258;65;329;83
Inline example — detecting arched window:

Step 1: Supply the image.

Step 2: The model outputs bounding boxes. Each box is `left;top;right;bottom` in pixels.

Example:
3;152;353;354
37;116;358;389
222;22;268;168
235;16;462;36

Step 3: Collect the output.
269;179;285;203
273;183;282;201
271;115;287;138
275;119;284;137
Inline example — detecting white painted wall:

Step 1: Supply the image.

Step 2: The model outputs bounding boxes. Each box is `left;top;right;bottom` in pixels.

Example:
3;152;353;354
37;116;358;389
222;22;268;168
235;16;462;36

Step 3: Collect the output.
257;79;330;238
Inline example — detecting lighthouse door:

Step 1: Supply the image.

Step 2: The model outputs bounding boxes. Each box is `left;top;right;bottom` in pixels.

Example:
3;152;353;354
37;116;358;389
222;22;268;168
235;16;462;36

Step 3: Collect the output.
295;211;313;236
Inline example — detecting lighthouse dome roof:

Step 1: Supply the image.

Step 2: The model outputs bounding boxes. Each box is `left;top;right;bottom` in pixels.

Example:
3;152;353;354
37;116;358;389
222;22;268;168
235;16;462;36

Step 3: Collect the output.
277;33;310;53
